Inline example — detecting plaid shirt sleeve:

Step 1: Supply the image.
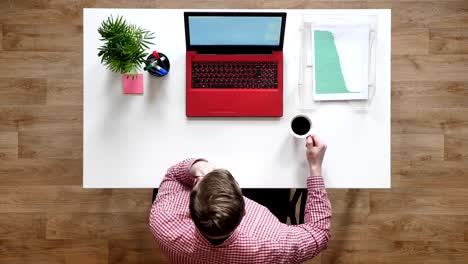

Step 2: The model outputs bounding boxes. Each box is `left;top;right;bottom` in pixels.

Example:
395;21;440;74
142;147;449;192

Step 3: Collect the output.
149;158;201;242
155;158;205;198
281;175;332;263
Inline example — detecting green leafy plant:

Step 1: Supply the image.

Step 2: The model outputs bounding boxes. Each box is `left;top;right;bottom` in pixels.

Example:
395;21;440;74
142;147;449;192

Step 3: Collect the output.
97;15;155;76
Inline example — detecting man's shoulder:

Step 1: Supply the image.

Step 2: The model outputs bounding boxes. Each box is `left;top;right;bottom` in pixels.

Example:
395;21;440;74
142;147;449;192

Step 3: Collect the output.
237;199;287;242
150;206;195;241
149;191;193;240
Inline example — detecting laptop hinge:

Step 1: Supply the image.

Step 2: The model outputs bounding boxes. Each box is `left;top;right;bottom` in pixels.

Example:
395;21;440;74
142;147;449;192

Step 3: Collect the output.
193;47;274;55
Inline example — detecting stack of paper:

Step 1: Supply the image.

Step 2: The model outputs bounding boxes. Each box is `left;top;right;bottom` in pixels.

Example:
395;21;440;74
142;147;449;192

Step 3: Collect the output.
312;24;370;101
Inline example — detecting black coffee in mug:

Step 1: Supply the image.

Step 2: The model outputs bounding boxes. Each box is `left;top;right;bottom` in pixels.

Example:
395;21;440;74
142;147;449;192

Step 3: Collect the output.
291;116;311;136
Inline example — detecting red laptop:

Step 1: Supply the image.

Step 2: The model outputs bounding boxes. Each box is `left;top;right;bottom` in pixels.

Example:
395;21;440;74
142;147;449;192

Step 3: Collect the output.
184;12;287;117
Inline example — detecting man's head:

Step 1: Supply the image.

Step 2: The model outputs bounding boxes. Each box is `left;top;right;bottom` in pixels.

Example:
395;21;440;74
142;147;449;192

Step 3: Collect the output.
190;168;245;239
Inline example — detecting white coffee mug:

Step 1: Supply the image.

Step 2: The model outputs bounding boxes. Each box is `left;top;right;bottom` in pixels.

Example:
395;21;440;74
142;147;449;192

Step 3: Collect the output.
290;114;313;138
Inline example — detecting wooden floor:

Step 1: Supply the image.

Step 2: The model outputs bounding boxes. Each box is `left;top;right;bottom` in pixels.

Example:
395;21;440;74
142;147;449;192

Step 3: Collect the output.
1;0;467;263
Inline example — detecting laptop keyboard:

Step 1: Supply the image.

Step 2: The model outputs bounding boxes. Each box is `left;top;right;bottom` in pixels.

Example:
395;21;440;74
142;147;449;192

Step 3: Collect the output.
191;61;278;89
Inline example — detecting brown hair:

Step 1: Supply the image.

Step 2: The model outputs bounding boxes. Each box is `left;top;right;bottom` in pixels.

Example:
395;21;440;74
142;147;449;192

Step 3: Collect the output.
190;169;245;238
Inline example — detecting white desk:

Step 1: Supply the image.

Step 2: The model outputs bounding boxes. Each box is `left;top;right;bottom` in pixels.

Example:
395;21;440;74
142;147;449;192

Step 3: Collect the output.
83;9;391;188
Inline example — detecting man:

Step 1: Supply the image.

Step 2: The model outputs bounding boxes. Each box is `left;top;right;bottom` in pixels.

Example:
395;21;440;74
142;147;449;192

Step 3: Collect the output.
149;135;331;263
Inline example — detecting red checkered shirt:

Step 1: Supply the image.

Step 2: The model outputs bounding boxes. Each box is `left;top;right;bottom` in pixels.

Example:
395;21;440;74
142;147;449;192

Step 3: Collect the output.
149;158;332;264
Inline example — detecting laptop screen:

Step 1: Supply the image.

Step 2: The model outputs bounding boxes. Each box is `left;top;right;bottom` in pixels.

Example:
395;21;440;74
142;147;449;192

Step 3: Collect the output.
188;16;282;46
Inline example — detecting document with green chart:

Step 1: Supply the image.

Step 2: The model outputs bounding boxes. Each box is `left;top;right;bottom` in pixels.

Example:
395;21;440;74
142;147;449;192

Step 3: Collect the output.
312;25;369;101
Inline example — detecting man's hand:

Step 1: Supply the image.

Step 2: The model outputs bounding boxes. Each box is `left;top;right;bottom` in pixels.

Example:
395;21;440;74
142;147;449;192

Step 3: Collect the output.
306;135;327;176
190;160;216;178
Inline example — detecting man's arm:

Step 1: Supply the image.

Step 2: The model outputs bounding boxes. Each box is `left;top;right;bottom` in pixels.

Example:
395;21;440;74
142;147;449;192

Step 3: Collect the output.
159;158;198;192
154;158;210;202
149;158;211;244
282;136;332;263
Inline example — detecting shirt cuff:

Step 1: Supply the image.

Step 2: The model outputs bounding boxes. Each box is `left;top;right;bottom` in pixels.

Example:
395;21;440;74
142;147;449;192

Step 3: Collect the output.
307;176;325;190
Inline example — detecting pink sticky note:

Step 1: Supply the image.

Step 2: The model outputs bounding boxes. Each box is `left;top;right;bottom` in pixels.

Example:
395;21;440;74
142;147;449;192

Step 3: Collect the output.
123;74;143;94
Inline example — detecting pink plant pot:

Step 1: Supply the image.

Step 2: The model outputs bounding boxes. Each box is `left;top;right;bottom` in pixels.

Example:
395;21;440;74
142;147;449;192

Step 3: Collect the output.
122;74;143;94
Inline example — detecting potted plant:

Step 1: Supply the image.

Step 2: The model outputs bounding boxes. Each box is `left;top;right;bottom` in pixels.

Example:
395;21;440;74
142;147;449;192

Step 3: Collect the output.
97;15;155;94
